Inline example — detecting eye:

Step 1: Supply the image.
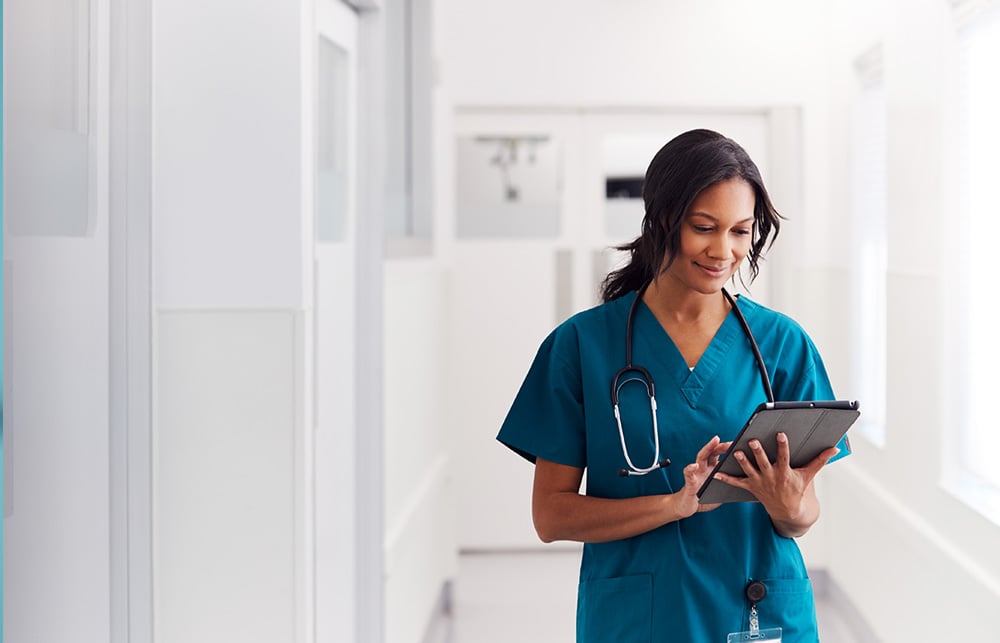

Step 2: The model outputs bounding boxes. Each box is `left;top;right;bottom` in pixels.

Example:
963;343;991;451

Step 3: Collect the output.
732;228;752;236
693;225;714;233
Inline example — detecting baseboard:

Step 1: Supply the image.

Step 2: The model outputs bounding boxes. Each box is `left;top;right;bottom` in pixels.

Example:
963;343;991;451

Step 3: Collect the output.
420;579;454;643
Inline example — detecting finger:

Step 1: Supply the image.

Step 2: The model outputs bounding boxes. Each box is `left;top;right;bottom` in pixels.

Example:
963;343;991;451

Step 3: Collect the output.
731;449;760;478
696;435;721;464
775;432;790;470
712;441;733;456
748;439;772;472
713;471;750;489
684;462;702;485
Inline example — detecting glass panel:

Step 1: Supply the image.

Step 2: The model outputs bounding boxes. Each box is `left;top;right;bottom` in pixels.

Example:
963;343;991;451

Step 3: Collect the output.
383;0;433;244
959;13;1000;487
316;36;349;243
603;134;663;241
849;62;888;447
6;0;92;237
455;135;561;239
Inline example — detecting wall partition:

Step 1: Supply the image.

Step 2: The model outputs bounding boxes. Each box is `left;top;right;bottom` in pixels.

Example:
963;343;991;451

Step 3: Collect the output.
3;1;113;641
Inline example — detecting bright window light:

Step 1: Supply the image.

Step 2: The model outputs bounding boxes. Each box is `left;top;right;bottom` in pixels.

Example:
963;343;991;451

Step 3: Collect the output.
955;8;1000;497
849;47;888;448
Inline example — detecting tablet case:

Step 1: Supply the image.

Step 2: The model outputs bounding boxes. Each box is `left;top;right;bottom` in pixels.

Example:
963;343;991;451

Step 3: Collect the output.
697;400;860;504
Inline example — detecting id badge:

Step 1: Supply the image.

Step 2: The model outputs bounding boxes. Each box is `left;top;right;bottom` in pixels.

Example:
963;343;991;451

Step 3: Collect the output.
726;627;782;642
727;595;781;642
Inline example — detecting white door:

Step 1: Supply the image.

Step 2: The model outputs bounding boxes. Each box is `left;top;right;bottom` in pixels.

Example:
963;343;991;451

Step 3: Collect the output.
314;2;361;641
451;109;773;550
4;0;113;639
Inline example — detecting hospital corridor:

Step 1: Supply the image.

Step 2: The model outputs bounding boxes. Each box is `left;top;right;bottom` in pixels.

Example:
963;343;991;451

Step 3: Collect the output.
3;0;1000;642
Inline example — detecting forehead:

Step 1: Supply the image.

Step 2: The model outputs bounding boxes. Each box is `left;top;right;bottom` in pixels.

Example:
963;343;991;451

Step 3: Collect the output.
687;179;756;220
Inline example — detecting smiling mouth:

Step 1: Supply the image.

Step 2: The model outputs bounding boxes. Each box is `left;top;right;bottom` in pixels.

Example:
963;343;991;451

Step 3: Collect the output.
696;263;730;274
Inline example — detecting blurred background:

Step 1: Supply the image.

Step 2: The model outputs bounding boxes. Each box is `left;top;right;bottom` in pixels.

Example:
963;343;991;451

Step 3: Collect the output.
3;0;1000;641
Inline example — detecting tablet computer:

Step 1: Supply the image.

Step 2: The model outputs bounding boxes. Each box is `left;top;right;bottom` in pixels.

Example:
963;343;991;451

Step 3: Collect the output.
697;400;860;504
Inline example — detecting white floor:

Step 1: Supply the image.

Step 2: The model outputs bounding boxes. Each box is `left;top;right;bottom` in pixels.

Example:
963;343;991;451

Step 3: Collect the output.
426;549;870;643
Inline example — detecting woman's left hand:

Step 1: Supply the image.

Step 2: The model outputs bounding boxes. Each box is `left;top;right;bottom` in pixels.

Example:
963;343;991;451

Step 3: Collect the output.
712;432;839;536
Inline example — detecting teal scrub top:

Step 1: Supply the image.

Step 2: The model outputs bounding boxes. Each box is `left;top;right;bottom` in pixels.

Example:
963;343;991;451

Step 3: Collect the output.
497;291;849;643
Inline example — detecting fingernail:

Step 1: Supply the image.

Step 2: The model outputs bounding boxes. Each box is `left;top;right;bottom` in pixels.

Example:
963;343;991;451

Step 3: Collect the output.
777;432;787;442
750;440;760;449
734;451;745;461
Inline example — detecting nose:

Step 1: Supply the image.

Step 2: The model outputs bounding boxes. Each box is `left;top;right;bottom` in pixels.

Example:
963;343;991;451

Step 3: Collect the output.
707;233;731;259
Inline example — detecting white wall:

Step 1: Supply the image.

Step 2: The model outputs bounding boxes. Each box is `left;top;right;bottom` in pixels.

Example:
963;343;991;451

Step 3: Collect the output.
820;0;1000;639
383;260;458;643
152;1;313;641
3;0;113;638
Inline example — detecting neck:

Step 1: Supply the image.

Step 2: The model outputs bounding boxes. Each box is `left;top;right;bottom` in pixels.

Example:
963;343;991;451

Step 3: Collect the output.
641;278;730;322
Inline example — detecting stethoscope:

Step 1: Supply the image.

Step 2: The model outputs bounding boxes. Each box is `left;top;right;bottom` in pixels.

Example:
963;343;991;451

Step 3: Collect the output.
612;285;775;477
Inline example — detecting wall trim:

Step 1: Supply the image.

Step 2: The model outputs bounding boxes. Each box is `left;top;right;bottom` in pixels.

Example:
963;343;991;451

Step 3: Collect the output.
838;461;1000;597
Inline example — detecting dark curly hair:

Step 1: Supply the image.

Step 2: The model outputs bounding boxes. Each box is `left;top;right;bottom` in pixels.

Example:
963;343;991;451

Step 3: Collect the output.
600;129;782;303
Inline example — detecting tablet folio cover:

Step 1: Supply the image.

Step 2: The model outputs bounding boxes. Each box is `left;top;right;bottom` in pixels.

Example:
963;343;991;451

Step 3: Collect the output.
697;401;860;504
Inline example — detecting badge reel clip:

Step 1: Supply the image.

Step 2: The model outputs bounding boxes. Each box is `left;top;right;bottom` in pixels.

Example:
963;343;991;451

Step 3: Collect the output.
726;581;782;643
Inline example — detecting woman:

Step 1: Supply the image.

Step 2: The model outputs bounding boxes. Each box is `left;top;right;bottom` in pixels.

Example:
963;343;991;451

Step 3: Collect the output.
497;129;848;642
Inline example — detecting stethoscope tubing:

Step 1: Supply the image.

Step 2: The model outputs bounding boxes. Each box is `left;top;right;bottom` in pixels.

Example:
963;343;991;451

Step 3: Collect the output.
613;284;773;476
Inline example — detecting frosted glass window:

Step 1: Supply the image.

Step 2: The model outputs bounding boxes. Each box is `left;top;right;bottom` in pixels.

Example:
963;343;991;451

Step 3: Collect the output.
384;0;433;246
6;0;92;237
603;135;666;241
849;47;888;448
316;36;349;243
455;135;561;239
955;9;1000;491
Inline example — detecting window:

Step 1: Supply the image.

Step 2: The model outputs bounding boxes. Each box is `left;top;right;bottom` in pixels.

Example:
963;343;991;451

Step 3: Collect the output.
849;45;888;447
384;0;433;254
6;0;93;237
951;2;1000;509
317;36;350;243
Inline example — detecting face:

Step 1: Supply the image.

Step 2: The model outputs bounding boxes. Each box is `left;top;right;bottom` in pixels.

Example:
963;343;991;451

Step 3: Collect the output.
662;178;756;294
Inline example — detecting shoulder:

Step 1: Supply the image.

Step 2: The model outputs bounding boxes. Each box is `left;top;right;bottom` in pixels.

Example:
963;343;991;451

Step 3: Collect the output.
736;295;834;399
542;293;634;360
737;296;816;348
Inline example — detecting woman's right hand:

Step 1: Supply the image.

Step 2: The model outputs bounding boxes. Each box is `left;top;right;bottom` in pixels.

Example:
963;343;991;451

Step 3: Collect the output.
671;435;731;518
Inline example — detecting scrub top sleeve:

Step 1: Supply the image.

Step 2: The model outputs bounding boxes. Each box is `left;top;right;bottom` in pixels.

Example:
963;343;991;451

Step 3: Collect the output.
497;328;587;469
788;341;852;464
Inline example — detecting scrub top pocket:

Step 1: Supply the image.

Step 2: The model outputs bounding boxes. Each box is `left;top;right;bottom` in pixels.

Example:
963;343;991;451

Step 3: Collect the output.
754;577;818;642
577;574;652;643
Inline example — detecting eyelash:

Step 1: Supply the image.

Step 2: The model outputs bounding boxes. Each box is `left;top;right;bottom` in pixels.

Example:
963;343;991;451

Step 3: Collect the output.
693;225;751;236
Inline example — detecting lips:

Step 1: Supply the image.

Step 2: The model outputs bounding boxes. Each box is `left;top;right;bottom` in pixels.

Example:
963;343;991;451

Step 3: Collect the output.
696;263;730;276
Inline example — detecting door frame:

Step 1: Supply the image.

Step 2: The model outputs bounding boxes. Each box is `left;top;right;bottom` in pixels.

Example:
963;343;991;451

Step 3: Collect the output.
108;0;153;640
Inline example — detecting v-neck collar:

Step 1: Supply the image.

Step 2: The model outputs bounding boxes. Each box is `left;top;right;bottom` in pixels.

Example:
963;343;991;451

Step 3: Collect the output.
632;293;748;409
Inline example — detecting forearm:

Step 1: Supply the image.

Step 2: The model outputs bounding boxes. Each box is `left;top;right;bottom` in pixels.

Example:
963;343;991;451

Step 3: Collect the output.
532;490;684;544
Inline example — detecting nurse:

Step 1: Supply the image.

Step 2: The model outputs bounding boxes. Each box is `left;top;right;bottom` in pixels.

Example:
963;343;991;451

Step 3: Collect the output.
497;129;848;642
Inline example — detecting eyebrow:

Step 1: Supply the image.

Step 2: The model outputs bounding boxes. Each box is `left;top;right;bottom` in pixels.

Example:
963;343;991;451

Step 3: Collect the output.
688;212;755;225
